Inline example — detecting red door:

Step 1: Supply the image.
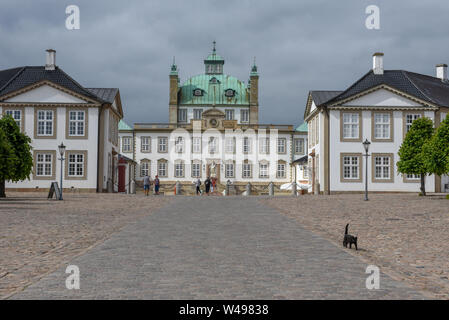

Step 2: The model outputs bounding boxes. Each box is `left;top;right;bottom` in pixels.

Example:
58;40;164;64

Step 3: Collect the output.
118;159;126;193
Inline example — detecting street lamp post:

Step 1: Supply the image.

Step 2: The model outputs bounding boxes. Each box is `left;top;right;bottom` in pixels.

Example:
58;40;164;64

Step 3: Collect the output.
362;139;371;201
58;142;66;200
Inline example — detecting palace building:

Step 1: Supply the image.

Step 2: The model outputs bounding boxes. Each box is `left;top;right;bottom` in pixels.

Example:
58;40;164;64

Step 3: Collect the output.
1;49;131;193
305;53;449;194
119;43;307;194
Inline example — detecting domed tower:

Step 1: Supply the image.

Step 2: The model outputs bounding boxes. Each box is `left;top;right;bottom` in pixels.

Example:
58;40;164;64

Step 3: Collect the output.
171;42;258;127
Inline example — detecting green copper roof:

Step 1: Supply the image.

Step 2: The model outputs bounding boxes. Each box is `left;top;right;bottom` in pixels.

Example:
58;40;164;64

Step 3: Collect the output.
118;120;132;131
295;122;308;132
205;53;224;62
179;74;249;105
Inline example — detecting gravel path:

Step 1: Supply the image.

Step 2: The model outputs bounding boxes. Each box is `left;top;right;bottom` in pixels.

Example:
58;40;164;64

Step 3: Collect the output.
11;196;424;299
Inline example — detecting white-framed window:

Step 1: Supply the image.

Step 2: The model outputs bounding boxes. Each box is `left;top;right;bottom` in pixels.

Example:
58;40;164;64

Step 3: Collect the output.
294;138;304;154
5;110;22;128
241;109;249;123
343;156;360;180
174;161;184;177
208;137;218;154
277;138;286;154
374;156;390;179
259;137;270;154
225;137;235;154
193;109;203;120
141;137;151;152
192;137;202;153
122;137;132;153
141;161;150;177
158;160;167;177
178;109;187;122
225;163;234;178
277;162;286;179
225;109;234;120
69;111;85;136
68;153;84;177
406;173;421;180
192;162;201;178
343;113;359;139
405;114;422;133
243;137;252;153
259;162;269;178
37;110;53;136
175;136;184;153
242;162;252;178
158;137;168;153
374;113;391;139
36;153;52;176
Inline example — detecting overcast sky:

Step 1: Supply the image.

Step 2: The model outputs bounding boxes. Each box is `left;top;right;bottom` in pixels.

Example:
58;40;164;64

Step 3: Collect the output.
1;0;449;126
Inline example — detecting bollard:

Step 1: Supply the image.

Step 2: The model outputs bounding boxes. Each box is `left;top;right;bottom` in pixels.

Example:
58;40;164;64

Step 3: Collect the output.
245;182;251;196
175;181;181;195
268;182;274;196
291;182;297;196
314;182;320;195
130;180;136;194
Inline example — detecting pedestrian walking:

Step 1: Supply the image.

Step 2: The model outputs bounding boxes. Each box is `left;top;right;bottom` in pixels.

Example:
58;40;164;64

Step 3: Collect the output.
143;174;151;196
154;175;160;195
195;178;201;195
204;177;211;195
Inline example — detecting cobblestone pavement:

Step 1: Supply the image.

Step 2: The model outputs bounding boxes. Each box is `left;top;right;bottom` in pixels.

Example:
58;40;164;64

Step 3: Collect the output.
263;193;449;299
0;192;168;299
11;196;425;299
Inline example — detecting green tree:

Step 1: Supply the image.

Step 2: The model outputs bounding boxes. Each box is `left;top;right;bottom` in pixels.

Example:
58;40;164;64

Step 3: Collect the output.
397;117;434;196
423;114;449;179
0;115;33;197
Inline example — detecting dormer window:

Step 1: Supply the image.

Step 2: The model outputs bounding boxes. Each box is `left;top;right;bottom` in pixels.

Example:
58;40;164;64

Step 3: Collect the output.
209;77;220;84
193;89;203;97
225;89;235;97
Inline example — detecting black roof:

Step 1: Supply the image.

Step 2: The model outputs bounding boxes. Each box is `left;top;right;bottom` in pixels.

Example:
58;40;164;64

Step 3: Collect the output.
0;66;102;102
310;91;343;105
87;88;119;104
327;70;449;107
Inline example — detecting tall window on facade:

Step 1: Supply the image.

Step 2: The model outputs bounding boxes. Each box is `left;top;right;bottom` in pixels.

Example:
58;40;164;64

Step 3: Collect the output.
225;137;235;154
294;138;304;154
259;137;270;154
37;110;53;136
193;109;203;120
158;160;167;177
374;113;391;139
36;153;52;176
69;111;85;136
208;137;218;153
122;137;132;153
374;156;390;180
68;154;84;177
303;165;308;178
141;137;151;152
175;137;184;153
342;113;359;139
174;161;184;177
277;162;286;178
141;161;149;177
242;162;252;178
277;138;286;154
343;156;360;180
5;110;21;129
192;162;201;178
178;109;187;122
158;137;168;153
405;114;421;133
225;109;234;120
259;162;269;178
243;137;251;153
225;163;234;178
241;109;249;123
406;173;421;180
192;137;202;153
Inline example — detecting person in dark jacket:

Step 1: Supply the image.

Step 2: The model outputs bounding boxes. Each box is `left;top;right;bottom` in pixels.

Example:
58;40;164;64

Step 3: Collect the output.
204;177;211;195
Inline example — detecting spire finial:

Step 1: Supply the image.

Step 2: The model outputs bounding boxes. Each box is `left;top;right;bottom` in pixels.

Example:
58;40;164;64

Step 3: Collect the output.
173;56;176;65
213;40;216;53
253;56;256;66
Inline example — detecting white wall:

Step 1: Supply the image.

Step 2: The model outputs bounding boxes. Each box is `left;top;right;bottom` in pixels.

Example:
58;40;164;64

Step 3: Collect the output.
6;84;86;103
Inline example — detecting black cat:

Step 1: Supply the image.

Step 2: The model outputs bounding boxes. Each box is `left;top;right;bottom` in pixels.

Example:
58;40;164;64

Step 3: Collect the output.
343;224;358;250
